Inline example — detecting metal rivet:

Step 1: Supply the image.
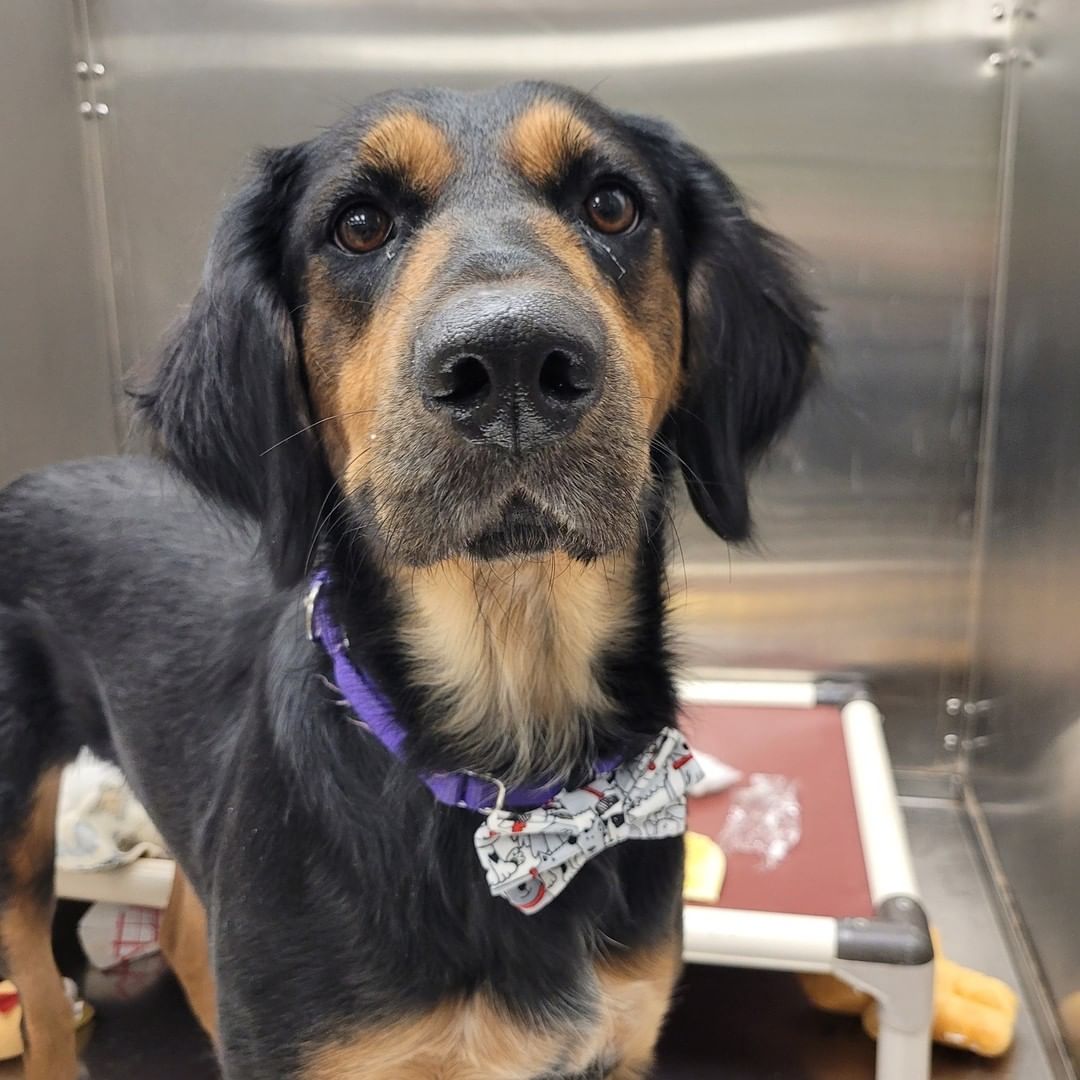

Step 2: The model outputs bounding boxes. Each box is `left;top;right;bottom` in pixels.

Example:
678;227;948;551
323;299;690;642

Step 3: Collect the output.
75;60;106;79
945;698;963;717
988;51;1007;67
79;100;95;117
94;102;110;117
991;2;1005;18
944;733;960;750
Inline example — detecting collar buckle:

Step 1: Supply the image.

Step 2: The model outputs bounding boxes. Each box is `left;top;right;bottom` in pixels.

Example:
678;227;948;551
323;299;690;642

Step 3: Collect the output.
304;577;323;643
460;769;508;814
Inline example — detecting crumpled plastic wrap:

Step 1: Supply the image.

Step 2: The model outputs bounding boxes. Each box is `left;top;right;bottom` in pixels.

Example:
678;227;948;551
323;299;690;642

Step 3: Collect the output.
719;773;802;869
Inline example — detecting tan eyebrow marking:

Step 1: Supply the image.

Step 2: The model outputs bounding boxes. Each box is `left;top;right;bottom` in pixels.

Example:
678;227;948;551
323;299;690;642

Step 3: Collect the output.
358;111;456;198
504;100;597;186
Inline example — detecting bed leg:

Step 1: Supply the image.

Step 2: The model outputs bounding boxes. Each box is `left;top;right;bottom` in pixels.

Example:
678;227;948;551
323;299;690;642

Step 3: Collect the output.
875;994;933;1080
832;895;935;1080
833;957;934;1080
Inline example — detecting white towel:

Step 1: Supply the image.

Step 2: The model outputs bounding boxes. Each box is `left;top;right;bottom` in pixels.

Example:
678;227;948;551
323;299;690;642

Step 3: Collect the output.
56;750;166;872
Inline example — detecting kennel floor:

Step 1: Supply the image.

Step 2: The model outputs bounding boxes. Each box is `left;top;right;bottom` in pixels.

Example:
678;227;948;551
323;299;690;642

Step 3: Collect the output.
0;800;1057;1080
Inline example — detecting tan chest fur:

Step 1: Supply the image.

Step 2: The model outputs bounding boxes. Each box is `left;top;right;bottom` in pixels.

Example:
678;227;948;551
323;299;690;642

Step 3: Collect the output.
303;941;679;1080
395;553;636;785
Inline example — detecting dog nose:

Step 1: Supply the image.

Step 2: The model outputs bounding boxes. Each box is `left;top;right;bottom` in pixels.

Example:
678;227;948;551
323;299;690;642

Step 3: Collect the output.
416;290;603;452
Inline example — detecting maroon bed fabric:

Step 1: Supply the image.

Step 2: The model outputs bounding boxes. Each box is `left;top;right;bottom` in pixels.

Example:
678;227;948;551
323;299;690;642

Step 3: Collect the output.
682;703;874;919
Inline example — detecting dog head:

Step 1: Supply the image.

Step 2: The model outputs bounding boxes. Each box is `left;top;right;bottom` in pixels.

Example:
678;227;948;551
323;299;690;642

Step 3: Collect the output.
138;82;819;583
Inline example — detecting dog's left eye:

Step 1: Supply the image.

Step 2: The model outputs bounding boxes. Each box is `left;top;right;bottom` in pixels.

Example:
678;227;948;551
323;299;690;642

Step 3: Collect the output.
583;184;638;235
334;204;393;254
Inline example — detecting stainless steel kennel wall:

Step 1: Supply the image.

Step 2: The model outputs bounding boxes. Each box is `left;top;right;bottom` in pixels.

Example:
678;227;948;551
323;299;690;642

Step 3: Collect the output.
9;0;1080;1065
971;0;1080;1065
0;1;118;480
71;0;1010;778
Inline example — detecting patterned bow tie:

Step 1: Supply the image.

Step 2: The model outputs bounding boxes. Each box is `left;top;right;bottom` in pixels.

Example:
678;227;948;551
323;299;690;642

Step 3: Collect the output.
474;727;704;914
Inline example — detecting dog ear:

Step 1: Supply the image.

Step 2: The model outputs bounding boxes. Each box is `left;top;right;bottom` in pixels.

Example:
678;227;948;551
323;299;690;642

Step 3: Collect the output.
134;143;329;584
627;116;821;542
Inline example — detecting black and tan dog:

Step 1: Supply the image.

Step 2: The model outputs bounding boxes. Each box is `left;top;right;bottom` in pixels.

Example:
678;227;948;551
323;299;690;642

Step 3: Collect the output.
0;82;817;1079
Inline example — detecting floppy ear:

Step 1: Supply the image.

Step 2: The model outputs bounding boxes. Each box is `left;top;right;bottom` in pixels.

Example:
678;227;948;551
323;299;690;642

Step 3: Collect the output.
629;117;821;541
134;144;330;584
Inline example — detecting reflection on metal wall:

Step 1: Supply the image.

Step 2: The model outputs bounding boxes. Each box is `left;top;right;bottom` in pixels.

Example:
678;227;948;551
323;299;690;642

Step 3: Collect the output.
972;2;1080;1066
86;0;1006;773
0;0;117;484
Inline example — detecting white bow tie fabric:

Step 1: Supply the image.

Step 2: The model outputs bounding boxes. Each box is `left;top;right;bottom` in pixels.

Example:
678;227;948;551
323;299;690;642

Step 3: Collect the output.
474;727;704;914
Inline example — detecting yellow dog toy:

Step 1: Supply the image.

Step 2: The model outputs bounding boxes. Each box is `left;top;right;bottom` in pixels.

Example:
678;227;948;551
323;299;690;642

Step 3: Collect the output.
800;931;1018;1057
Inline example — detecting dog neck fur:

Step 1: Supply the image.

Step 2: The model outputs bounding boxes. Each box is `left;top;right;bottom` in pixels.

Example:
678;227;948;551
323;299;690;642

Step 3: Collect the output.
392;550;638;786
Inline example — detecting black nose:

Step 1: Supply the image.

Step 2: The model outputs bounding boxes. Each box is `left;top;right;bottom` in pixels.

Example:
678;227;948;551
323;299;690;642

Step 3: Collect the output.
415;289;603;452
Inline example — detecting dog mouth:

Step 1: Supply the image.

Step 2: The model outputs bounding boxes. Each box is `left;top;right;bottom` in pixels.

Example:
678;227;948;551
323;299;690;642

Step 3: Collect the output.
370;398;649;566
464;493;595;561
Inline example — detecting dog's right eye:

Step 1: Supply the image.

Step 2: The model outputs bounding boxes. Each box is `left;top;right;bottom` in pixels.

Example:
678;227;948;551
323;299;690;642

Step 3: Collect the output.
334;204;393;254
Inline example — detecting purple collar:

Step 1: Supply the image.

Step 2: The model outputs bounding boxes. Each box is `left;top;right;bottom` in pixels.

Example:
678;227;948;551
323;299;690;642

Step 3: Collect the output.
305;569;621;813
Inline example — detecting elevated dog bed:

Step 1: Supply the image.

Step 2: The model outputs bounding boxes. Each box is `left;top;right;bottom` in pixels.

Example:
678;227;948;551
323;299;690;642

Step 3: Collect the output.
680;681;933;1080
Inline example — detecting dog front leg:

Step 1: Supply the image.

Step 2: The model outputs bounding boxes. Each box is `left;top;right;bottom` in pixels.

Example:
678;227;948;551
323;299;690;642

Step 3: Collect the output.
599;934;683;1080
0;769;78;1080
160;867;219;1044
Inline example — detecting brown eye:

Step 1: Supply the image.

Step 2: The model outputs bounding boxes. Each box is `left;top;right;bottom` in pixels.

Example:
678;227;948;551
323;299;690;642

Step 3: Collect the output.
334;204;393;254
583;184;638;235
